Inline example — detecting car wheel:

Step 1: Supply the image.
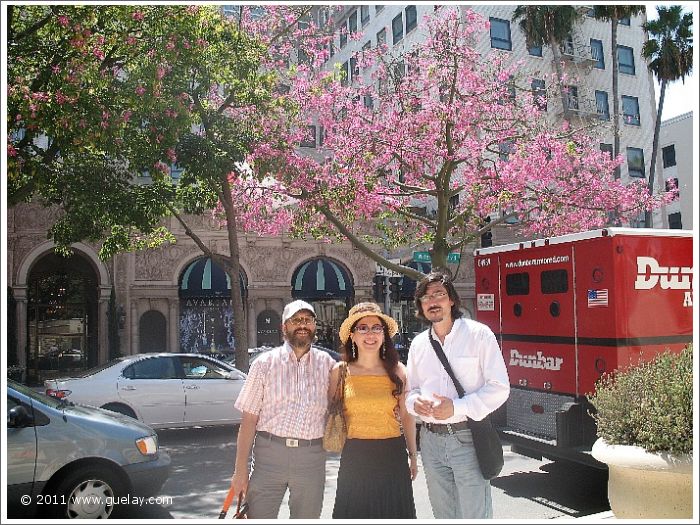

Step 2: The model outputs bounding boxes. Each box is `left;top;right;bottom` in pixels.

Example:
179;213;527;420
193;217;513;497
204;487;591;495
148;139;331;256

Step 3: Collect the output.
48;466;124;519
101;403;138;419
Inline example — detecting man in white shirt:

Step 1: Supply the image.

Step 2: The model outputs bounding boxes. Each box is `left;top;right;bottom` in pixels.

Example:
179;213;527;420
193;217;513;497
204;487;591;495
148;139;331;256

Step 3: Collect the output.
406;271;509;519
230;300;336;519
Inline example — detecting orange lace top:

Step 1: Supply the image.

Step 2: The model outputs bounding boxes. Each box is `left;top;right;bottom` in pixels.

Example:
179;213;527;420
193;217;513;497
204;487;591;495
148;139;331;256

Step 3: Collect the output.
344;374;401;439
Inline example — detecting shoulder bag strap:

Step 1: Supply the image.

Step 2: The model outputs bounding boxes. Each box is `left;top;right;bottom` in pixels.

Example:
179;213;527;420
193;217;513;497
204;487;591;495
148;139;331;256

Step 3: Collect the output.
428;330;465;399
334;362;347;402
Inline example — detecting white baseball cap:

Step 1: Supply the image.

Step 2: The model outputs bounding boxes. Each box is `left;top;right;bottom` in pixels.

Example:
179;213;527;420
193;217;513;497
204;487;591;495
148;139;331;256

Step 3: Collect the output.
282;300;316;324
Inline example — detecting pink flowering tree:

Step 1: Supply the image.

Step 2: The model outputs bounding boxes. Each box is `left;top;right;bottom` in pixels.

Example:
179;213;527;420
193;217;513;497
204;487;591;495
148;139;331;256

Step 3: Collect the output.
236;7;673;277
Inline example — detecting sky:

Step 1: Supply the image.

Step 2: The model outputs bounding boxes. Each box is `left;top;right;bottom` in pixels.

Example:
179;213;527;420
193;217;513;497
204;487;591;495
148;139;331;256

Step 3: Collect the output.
644;2;698;120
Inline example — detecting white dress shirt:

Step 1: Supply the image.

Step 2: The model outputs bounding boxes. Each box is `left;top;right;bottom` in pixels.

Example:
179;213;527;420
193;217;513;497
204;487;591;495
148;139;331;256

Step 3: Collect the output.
406;317;510;423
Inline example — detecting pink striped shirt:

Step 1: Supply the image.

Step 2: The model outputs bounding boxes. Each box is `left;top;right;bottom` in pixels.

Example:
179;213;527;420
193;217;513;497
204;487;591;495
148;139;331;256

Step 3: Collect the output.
235;343;336;440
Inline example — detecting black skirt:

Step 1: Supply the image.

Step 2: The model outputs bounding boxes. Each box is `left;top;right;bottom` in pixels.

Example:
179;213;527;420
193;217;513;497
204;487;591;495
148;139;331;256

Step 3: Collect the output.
332;436;416;519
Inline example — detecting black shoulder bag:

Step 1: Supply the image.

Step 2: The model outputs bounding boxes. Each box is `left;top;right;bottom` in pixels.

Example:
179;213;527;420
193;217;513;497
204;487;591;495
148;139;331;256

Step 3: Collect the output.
428;331;504;480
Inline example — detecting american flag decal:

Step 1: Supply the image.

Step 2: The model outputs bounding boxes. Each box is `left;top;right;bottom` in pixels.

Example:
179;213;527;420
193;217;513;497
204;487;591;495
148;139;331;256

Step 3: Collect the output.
588;289;609;307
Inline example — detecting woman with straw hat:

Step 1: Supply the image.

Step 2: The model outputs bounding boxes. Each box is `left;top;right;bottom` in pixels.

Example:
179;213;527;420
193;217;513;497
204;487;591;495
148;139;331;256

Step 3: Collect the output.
329;302;417;519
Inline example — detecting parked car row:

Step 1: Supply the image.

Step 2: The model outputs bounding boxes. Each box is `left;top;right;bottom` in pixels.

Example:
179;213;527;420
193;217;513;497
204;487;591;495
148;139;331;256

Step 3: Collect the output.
44;353;247;429
7;379;170;519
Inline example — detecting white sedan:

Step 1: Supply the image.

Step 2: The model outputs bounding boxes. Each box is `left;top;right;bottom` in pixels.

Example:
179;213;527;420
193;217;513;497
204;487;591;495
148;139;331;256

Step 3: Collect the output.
44;353;247;429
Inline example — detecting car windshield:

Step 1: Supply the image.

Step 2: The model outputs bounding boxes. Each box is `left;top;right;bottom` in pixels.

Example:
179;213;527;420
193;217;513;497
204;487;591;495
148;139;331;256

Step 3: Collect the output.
8;379;65;409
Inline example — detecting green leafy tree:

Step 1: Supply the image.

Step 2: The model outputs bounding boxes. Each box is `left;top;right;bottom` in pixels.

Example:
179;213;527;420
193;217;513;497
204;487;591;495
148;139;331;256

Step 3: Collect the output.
7;4;286;369
642;5;693;227
512;5;582;125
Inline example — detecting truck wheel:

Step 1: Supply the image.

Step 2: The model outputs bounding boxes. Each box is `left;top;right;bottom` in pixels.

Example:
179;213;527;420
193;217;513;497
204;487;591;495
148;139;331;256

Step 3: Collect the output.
101;403;138;419
47;466;125;519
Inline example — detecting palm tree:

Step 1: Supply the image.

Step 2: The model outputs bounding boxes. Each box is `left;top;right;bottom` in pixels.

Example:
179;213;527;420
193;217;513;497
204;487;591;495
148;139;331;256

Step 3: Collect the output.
593;6;646;181
512;5;582;124
642;5;693;227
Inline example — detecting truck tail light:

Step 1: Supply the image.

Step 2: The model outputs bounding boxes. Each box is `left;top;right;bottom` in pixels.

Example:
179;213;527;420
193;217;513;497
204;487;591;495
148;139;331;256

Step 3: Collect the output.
46;389;71;399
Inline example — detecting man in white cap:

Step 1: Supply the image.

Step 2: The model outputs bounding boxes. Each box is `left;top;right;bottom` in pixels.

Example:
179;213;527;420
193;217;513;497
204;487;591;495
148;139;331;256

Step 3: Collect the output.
230;300;336;519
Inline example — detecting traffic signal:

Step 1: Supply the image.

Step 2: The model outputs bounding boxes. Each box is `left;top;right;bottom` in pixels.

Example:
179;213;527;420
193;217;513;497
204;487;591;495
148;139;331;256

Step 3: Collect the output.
389;277;401;302
373;275;386;302
481;230;493;248
481;216;493;248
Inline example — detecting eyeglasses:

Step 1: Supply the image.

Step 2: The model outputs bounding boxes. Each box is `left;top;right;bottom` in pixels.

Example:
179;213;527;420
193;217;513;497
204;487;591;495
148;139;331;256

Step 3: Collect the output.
287;316;316;326
418;291;448;303
353;324;384;335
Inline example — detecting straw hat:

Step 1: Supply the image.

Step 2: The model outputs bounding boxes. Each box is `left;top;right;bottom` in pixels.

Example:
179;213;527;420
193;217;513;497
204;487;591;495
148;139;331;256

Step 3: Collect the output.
338;302;399;344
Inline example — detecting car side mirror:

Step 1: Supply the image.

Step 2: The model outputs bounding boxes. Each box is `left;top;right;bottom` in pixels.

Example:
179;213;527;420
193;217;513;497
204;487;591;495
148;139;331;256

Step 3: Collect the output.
8;405;34;428
226;370;246;381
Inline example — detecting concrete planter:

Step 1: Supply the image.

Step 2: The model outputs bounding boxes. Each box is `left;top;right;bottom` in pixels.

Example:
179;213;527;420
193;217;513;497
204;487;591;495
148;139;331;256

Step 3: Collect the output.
591;438;693;518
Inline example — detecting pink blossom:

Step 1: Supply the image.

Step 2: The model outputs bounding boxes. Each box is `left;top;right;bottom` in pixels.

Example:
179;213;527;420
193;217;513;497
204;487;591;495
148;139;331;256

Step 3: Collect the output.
166;148;177;162
132;11;144;21
126;35;137;46
135;85;146;96
57;15;70;27
8;143;18;157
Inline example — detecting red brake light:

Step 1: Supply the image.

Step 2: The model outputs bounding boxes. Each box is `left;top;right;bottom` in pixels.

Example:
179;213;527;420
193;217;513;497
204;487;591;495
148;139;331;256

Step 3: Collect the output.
46;389;71;399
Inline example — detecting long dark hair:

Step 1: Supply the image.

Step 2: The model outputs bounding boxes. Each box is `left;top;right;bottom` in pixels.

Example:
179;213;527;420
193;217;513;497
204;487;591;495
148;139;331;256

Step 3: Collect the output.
414;270;463;322
342;319;403;398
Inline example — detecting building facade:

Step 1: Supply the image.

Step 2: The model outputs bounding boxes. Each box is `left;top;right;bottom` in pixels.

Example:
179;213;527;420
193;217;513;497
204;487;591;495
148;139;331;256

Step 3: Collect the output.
657;111;693;230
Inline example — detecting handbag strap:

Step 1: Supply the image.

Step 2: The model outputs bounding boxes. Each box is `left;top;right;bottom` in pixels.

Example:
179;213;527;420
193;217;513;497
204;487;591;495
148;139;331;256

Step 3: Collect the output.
428;330;466;399
333;362;347;402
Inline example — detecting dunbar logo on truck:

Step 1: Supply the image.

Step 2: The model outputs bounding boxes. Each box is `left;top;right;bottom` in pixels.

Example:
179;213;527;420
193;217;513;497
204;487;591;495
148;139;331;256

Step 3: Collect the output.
634;256;693;307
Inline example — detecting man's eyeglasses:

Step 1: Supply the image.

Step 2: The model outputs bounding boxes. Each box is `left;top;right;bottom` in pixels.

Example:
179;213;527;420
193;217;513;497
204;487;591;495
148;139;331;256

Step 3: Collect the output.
287;316;316;326
353;325;384;335
418;291;448;303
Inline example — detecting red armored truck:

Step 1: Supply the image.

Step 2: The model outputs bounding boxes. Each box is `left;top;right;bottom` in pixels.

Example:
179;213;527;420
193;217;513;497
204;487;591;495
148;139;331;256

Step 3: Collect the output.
474;228;693;466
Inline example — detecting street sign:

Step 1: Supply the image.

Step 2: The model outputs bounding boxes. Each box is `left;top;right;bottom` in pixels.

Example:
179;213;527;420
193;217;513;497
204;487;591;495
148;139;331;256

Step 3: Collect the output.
413;251;461;263
413;251;431;263
375;259;402;277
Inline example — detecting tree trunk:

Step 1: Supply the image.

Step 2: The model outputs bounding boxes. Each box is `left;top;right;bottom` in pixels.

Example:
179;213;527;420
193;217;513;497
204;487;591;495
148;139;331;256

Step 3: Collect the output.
611;18;621;179
644;80;666;228
219;175;250;371
550;35;571;125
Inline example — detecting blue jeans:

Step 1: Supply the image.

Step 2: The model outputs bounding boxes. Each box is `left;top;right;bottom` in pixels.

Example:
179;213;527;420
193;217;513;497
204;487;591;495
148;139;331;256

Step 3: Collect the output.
420;426;493;519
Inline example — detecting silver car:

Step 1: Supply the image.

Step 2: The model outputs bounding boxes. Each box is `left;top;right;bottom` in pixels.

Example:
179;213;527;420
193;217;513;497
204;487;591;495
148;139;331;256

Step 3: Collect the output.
44;353;247;429
7;379;171;519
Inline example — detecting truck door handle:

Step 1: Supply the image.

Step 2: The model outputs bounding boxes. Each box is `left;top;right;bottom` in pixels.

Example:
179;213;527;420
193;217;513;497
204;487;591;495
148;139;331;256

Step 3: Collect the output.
121;386;136;391
185;384;200;390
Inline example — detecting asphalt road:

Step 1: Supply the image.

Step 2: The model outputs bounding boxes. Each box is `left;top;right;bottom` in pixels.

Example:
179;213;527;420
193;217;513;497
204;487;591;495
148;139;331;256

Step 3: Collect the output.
122;425;610;520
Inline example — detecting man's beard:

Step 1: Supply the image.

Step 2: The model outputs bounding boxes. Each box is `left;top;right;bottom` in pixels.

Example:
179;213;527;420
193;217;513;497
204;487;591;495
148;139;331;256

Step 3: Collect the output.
285;327;316;348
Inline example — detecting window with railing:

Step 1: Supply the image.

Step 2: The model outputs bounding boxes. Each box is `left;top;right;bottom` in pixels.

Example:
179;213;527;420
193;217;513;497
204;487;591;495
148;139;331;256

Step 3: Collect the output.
531;78;547;110
566;86;579;110
622;95;640;125
590;39;605;69
600;143;613;159
376;27;386;47
561;35;574;56
595;90;610;120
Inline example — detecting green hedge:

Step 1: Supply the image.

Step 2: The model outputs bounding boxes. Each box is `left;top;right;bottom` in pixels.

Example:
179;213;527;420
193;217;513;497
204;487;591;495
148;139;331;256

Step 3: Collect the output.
589;345;692;455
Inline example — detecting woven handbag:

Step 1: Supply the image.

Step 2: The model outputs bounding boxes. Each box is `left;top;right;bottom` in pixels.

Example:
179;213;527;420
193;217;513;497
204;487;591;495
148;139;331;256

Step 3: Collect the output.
323;362;348;453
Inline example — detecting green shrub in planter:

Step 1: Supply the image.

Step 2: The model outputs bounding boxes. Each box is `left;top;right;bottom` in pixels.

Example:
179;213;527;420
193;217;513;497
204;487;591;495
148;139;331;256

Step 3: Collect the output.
588;345;692;455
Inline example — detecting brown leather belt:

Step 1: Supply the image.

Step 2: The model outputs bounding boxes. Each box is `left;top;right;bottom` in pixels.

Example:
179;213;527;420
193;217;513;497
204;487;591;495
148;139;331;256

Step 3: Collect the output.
256;431;322;447
424;420;469;434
